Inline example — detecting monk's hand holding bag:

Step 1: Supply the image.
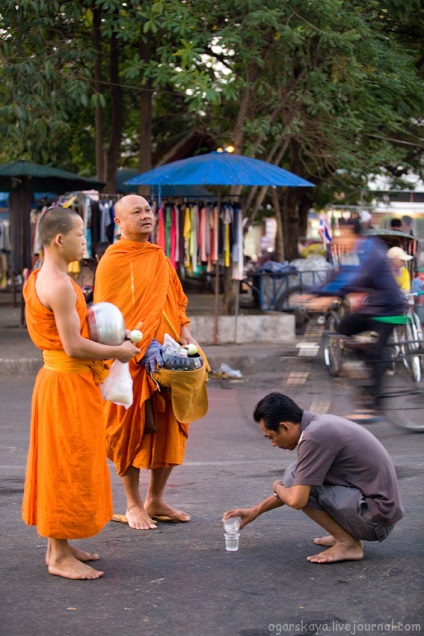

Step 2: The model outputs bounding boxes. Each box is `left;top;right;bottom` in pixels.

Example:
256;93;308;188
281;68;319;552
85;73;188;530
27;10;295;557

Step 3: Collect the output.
100;360;133;409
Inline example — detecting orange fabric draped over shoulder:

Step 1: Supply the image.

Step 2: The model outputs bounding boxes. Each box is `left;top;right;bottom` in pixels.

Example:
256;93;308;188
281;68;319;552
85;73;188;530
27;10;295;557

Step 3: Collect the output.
94;239;191;476
22;271;113;539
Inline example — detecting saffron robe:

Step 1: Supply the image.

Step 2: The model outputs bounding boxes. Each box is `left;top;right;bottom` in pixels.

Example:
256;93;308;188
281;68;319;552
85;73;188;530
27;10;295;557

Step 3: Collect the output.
94;239;193;476
22;271;113;539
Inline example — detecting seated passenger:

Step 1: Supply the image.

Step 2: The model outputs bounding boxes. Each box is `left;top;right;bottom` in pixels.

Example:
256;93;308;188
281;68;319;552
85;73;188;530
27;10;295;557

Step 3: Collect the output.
387;246;412;294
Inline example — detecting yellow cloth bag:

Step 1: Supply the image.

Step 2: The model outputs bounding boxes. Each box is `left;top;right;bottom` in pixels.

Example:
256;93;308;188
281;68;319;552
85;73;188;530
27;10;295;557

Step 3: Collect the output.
152;359;209;423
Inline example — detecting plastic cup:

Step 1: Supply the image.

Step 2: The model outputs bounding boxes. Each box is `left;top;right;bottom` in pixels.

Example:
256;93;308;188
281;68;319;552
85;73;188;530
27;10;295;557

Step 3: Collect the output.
224;532;240;552
223;517;241;534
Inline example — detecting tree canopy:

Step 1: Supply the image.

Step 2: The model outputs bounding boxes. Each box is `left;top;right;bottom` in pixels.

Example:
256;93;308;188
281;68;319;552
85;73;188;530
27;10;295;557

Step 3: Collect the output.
1;0;423;249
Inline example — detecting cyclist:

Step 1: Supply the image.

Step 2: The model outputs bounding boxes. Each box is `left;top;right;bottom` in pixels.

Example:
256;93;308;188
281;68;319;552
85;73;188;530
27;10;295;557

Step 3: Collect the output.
299;219;405;419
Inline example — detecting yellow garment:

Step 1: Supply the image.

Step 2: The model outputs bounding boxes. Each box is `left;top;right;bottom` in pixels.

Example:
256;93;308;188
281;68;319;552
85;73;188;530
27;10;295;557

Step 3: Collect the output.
22;270;113;539
184;206;191;269
43;349;109;385
225;222;230;267
393;267;411;293
68;260;81;274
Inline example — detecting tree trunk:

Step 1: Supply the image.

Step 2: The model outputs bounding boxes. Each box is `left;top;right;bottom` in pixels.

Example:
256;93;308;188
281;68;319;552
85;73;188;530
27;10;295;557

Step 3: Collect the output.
271;187;285;262
138;38;152;199
104;13;123;193
282;139;306;261
93;6;104;182
299;192;313;239
283;187;301;261
223;267;236;315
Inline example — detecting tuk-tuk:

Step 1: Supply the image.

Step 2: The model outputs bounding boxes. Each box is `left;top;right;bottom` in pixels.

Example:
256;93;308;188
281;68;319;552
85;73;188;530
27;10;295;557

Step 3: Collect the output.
364;228;418;278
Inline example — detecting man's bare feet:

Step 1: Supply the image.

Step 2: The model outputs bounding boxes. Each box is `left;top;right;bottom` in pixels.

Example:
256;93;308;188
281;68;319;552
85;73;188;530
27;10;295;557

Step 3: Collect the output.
145;501;190;523
126;504;157;530
307;539;363;564
48;555;104;580
313;535;337;547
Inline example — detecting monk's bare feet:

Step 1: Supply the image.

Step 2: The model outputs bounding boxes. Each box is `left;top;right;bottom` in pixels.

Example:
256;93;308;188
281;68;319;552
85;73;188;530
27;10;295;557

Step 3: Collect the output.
307;539;363;564
146;500;190;522
69;546;100;562
126;504;157;530
46;544;99;566
313;535;337;547
48;555;104;580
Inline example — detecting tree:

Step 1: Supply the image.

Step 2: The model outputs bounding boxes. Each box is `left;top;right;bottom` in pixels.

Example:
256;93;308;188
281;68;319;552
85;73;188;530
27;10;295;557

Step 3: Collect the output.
1;0;423;290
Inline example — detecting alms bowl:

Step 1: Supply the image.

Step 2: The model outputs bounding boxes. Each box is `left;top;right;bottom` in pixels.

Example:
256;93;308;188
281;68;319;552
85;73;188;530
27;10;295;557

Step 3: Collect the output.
87;302;126;345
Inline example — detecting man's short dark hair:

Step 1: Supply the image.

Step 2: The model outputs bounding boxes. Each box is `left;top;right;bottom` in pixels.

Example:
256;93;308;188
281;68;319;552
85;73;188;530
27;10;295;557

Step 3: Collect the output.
253;392;303;431
339;217;362;235
390;219;402;229
38;206;81;247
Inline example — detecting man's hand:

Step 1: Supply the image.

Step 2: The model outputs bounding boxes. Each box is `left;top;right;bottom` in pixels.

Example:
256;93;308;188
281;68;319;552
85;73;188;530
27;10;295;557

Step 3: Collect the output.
222;507;259;530
291;294;338;312
346;292;367;312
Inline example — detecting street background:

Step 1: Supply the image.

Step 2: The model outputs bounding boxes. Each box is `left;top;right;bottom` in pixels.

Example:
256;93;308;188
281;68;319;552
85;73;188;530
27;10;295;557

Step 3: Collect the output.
0;293;423;636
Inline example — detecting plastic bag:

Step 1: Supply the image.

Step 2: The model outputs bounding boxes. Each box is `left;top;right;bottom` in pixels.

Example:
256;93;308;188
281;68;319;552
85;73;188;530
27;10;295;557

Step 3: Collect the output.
163;333;188;357
100;360;133;409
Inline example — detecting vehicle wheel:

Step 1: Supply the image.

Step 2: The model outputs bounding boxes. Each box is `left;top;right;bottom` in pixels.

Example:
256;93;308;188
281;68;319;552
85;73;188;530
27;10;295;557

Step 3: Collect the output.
323;311;343;377
380;384;424;432
276;285;312;334
276;285;303;312
405;322;421;383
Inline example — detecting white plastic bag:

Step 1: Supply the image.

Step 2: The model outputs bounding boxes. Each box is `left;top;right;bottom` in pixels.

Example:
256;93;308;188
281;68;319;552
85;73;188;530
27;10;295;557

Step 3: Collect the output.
100;360;133;409
163;333;188;357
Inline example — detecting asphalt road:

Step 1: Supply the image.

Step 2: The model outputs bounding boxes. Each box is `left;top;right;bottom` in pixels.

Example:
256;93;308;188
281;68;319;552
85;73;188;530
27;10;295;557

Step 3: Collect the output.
0;332;423;636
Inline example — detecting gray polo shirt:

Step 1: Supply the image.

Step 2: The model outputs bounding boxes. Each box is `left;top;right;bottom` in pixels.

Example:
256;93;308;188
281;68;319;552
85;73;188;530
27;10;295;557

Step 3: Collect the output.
292;411;404;525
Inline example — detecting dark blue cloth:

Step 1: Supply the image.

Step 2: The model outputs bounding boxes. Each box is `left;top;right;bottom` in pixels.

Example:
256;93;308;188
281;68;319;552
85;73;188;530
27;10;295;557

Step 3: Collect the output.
315;237;404;316
140;339;164;374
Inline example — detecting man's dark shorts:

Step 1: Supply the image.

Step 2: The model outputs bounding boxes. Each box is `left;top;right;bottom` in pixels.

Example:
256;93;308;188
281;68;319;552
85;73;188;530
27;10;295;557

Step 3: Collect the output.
282;462;394;542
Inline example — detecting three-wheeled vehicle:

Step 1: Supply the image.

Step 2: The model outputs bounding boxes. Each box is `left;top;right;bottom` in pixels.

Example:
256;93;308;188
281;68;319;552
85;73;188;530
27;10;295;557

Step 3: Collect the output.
322;228;423;384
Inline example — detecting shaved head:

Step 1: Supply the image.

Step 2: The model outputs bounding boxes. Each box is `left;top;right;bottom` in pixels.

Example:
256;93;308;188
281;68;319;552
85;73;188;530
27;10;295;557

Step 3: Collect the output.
114;195;154;242
38;207;81;247
114;194;148;218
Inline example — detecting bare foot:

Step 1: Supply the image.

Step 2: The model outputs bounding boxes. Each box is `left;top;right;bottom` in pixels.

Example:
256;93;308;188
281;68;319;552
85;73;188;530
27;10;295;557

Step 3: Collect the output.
307;539;363;564
126;505;157;530
46;544;99;566
313;535;337;547
146;501;190;522
48;555;104;580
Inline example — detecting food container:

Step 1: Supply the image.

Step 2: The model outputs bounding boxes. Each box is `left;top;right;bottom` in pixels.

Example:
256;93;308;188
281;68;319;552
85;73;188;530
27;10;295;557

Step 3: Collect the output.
87;302;126;345
161;351;204;371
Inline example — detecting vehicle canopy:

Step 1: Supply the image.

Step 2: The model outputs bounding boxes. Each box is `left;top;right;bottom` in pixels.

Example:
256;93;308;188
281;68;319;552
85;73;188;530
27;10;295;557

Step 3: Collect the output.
365;229;417;275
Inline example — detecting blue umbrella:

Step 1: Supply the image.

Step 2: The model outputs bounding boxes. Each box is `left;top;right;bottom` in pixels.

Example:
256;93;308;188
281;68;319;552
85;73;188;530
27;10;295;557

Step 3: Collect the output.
126;150;314;344
116;167;213;198
125;150;314;187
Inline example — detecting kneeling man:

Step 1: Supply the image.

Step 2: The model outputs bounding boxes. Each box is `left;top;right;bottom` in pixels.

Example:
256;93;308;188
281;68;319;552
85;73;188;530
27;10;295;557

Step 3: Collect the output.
223;392;404;564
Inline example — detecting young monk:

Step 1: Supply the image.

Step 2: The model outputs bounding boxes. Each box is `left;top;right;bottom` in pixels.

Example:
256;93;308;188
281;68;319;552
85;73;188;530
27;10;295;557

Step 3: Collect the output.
22;206;139;580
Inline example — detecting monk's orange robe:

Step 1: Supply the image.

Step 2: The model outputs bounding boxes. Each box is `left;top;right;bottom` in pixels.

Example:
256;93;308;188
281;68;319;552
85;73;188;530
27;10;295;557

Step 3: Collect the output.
22;271;113;539
94;239;192;476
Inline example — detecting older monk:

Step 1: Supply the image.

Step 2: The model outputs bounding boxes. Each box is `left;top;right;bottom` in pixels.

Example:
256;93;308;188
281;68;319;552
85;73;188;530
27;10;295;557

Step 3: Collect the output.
94;194;202;529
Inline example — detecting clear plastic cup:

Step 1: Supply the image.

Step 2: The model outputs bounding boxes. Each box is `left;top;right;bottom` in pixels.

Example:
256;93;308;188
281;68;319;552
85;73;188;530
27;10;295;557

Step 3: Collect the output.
223;517;241;534
224;532;240;552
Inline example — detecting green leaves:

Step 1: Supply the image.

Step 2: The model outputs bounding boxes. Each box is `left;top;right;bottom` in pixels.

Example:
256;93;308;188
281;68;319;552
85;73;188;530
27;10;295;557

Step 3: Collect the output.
0;0;421;192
